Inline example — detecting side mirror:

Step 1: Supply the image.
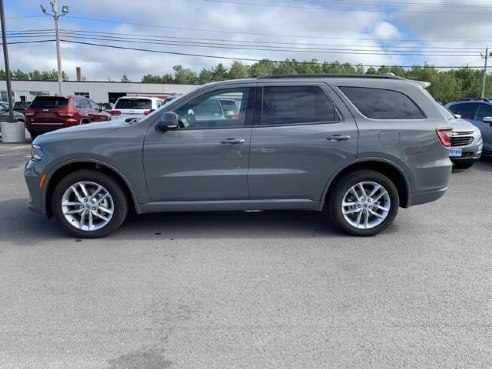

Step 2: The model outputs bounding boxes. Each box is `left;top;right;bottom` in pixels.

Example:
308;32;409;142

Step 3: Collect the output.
482;116;492;124
157;112;179;131
453;114;461;119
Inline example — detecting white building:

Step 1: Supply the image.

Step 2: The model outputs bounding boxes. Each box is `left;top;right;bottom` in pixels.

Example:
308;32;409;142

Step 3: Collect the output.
0;80;197;104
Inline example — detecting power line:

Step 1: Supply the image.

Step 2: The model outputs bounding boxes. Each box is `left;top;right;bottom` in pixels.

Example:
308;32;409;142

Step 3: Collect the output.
6;28;487;51
4;28;486;58
1;38;486;70
63;15;492;44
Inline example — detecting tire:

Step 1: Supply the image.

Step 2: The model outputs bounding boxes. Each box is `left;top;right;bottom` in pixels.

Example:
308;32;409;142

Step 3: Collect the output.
328;170;399;236
52;169;128;238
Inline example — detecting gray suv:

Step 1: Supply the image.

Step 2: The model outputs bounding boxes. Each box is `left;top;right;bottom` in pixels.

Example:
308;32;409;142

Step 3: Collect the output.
25;75;453;238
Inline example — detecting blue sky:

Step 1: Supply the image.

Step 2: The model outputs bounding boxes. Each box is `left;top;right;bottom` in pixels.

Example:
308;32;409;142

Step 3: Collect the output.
2;0;491;81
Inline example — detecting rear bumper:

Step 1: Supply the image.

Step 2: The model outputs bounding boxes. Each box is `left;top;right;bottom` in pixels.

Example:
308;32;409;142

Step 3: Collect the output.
408;186;448;207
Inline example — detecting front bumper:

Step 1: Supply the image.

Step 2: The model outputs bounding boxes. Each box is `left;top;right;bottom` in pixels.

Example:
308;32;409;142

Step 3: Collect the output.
24;160;47;216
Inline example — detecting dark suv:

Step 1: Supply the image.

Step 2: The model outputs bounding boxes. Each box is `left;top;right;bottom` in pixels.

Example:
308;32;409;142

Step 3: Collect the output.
446;98;492;155
25;75;453;238
25;95;111;140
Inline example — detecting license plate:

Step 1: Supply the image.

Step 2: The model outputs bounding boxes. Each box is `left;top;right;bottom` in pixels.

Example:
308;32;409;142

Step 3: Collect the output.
449;148;462;157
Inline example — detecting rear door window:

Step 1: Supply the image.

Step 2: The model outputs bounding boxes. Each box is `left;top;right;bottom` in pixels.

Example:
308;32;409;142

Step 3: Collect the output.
30;97;68;108
339;86;425;119
261;86;339;125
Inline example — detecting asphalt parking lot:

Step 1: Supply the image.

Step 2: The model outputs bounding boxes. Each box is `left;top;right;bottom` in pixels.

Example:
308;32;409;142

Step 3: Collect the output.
0;140;491;369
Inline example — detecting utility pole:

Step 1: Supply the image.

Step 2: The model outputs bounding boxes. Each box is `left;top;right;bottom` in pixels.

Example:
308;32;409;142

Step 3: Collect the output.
480;47;492;99
41;0;69;96
0;0;14;121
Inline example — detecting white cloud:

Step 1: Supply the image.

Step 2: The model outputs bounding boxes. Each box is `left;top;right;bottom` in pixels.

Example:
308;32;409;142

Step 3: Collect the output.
374;22;401;40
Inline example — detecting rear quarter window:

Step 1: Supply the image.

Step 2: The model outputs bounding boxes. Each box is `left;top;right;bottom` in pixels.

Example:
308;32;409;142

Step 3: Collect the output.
339;86;425;119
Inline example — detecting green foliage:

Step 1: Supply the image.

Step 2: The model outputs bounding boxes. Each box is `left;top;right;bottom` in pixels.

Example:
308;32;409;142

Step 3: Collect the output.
121;74;130;82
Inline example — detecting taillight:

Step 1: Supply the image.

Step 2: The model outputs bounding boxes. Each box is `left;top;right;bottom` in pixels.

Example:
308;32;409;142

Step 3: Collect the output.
436;128;452;148
57;109;75;118
25;108;35;117
111;110;121;116
143;110;150;116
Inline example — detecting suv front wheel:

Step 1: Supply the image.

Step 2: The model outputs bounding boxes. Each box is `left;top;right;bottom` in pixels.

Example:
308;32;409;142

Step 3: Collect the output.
52;170;128;238
328;170;399;236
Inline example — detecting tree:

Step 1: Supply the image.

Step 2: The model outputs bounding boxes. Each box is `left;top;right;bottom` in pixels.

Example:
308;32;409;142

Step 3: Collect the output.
121;74;130;82
228;60;250;79
250;59;276;77
173;65;197;84
198;68;214;84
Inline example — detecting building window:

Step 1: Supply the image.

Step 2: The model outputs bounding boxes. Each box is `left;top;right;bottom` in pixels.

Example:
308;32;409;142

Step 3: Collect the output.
74;92;90;98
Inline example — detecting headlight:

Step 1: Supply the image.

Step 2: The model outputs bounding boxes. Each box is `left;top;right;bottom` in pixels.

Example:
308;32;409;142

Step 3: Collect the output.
31;144;44;161
472;128;482;139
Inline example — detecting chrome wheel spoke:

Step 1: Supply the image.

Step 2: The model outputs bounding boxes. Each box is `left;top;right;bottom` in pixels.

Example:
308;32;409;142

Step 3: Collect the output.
70;186;84;202
343;208;362;215
374;190;388;202
92;211;110;222
364;209;369;228
89;185;103;201
99;206;113;215
375;204;390;212
65;208;84;215
369;209;385;219
369;184;381;198
79;183;90;198
355;209;363;225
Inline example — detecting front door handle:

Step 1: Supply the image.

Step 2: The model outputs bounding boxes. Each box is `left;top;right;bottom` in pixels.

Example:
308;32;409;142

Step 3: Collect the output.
327;134;350;142
221;138;245;145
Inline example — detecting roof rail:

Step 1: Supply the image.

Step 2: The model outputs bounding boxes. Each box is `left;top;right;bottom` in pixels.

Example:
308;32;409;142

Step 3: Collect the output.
258;73;404;80
258;73;405;80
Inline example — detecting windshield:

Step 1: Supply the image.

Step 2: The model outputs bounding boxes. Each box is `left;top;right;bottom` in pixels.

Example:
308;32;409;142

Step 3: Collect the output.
30;96;68;108
115;98;152;109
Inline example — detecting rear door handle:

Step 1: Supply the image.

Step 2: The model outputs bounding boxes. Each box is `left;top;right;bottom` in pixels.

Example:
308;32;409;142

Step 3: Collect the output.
327;134;350;142
221;138;245;145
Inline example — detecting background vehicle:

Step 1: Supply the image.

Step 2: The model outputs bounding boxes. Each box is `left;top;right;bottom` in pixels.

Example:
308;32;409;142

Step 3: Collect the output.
111;96;163;122
98;102;113;113
25;95;111;140
437;105;482;169
13;101;31;113
25;75;452;238
446;98;492;155
0;103;26;136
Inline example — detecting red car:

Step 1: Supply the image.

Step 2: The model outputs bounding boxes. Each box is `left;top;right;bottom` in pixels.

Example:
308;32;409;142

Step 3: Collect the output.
25;95;111;140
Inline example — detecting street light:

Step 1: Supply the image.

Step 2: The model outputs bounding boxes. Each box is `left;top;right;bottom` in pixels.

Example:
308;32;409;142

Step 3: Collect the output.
40;0;68;96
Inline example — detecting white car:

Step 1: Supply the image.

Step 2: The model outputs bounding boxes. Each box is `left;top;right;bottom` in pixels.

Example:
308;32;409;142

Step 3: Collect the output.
111;96;163;122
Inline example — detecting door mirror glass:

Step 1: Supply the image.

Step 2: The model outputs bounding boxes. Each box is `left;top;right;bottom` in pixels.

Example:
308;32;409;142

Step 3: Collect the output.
157;111;179;131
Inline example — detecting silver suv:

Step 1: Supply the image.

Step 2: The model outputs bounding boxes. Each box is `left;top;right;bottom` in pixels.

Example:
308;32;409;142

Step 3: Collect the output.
25;75;453;238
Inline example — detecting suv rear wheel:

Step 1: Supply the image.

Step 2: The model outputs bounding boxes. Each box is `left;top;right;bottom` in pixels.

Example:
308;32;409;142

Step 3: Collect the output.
328;170;399;236
52;170;128;238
